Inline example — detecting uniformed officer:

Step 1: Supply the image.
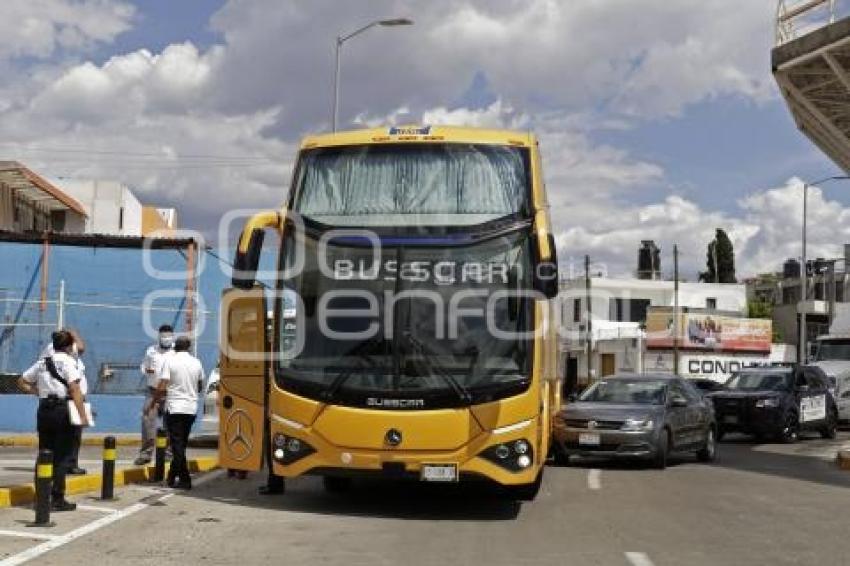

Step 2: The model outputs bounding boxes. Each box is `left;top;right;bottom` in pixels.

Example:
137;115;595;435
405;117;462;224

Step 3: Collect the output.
148;336;203;489
17;330;90;511
135;324;175;465
41;329;88;475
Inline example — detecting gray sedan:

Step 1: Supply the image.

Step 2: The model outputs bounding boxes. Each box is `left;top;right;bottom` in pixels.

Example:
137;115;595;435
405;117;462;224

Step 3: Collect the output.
552;374;718;469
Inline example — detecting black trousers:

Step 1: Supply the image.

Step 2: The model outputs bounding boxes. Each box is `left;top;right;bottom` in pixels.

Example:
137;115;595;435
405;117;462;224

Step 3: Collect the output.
37;399;75;499
165;413;195;485
70;426;82;468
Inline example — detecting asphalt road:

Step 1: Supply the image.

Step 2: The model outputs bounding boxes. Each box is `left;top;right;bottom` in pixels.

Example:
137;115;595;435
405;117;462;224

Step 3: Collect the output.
1;431;848;566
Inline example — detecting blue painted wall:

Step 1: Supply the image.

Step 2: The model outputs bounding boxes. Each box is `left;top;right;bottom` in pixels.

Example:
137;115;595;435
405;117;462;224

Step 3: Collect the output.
0;239;280;432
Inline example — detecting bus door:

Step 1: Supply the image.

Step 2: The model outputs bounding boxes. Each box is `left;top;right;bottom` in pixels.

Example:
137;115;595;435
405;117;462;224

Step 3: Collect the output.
219;287;268;471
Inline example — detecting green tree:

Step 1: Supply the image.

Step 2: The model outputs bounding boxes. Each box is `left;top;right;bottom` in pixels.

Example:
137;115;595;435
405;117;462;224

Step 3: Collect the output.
700;228;736;283
747;300;783;343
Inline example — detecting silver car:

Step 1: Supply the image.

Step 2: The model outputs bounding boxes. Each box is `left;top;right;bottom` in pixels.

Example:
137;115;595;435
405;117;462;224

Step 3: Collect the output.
552;374;717;469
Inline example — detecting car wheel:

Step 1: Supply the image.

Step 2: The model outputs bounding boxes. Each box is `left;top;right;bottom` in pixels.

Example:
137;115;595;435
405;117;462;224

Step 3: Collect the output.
653;429;671;470
322;476;353;493
508;470;543;501
821;411;838;440
780;413;799;444
697;427;718;463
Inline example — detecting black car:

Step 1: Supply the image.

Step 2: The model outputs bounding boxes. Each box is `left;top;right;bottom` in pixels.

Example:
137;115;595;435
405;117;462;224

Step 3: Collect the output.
708;365;839;443
690;379;725;394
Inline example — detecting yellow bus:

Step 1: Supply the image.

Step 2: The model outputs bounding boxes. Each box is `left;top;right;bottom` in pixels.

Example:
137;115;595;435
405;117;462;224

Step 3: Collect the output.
219;125;560;500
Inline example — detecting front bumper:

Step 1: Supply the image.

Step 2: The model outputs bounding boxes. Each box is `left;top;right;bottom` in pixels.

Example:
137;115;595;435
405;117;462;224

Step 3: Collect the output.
553;419;660;459
269;417;541;486
714;406;784;437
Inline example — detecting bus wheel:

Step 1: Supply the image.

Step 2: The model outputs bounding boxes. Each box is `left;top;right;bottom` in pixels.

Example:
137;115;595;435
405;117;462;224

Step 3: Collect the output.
508;471;542;502
323;476;353;493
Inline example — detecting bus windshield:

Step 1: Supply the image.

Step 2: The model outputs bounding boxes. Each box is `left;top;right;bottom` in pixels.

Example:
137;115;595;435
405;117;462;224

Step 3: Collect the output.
275;226;534;408
291;143;531;226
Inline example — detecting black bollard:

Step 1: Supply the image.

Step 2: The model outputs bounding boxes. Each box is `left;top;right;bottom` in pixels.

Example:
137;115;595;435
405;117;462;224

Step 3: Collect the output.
101;436;116;500
152;428;167;482
31;449;54;527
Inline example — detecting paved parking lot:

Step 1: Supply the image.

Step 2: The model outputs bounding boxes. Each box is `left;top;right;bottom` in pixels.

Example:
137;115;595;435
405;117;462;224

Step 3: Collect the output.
0;432;848;566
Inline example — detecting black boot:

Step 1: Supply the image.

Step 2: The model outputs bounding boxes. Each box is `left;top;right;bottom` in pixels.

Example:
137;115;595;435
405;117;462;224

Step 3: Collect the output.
259;474;284;495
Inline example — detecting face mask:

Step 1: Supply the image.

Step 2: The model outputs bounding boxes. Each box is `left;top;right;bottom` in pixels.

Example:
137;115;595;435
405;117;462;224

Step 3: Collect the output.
159;335;174;349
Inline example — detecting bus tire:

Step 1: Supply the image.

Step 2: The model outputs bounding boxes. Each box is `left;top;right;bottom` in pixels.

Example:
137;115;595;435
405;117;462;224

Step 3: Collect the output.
323;476;353;493
508;470;542;502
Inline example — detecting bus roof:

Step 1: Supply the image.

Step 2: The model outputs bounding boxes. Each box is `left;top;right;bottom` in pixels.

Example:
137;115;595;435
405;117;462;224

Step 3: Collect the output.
300;125;536;150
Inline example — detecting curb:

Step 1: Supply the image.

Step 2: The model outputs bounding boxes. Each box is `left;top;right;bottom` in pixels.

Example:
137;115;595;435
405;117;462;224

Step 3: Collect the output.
0;435;142;448
0;456;218;508
838;450;850;471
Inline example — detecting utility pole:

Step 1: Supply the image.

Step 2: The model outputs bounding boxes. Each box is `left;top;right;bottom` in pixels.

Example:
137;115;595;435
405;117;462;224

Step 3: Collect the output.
673;244;680;376
800;183;808;364
585;255;593;383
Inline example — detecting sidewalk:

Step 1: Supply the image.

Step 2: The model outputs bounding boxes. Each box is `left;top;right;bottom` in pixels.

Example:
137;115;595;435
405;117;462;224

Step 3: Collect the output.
0;443;218;507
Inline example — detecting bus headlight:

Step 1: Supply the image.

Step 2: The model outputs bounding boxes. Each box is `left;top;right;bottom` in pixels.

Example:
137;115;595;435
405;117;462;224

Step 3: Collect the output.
480;439;534;472
272;434;315;465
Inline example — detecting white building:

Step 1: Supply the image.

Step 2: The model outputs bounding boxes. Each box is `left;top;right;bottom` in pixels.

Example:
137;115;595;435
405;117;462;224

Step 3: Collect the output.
559;277;752;387
52;179;144;236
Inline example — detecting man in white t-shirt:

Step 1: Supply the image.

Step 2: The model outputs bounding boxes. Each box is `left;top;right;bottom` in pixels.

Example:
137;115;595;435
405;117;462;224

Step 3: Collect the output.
148;336;203;489
135;324;175;465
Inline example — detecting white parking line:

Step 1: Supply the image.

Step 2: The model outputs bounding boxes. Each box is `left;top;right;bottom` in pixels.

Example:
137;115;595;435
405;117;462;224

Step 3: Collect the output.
587;469;601;490
0;469;224;566
625;551;656;566
0;530;59;542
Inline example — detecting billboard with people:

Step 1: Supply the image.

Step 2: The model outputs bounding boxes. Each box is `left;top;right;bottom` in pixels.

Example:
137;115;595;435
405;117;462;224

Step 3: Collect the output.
645;311;771;353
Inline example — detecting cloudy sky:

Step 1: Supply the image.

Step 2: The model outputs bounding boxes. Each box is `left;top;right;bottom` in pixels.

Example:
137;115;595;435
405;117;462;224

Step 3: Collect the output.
3;0;850;280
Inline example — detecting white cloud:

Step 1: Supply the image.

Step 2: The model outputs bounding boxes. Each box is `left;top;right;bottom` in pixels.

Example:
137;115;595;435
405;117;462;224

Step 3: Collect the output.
0;0;829;280
0;0;135;59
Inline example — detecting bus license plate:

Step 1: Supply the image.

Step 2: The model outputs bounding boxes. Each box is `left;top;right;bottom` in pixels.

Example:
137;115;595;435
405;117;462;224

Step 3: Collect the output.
420;464;458;482
579;433;601;446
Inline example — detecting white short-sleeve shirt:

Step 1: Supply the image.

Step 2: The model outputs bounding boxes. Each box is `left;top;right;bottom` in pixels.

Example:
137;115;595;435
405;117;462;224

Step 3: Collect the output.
141;345;174;389
160;351;203;415
22;352;82;398
40;343;88;396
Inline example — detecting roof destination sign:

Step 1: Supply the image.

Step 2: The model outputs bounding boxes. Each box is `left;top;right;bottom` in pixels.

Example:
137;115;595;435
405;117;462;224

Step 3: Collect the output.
388;125;432;136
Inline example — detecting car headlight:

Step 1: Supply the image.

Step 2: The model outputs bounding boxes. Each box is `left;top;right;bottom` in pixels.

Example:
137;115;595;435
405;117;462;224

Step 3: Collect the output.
621;418;654;432
755;398;780;408
272;433;315;465
480;439;534;472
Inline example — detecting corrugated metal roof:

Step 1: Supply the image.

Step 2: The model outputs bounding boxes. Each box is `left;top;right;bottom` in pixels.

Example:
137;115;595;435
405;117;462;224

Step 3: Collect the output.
0;161;87;217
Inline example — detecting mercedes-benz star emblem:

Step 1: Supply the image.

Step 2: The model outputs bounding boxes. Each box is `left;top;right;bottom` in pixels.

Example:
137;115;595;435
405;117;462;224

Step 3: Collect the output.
385;428;403;447
587;420;598;430
225;409;254;462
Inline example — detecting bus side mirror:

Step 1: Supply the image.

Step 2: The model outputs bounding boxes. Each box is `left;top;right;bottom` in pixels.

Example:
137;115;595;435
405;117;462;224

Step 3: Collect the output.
233;228;265;289
532;233;559;299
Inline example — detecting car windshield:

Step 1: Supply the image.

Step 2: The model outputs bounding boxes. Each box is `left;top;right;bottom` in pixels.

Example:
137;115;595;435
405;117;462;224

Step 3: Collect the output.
815;339;850;361
291;143;530;226
725;371;792;391
578;379;667;405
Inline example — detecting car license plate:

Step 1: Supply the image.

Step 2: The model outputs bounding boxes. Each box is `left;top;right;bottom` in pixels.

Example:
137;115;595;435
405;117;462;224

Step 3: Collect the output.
578;433;601;446
723;415;738;424
420;464;458;482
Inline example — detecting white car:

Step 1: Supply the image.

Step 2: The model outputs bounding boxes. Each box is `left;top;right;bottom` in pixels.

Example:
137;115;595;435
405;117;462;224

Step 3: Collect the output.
193;368;220;442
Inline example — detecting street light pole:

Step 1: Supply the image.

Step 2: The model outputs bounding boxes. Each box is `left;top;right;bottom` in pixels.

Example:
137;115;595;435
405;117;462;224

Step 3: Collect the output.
798;174;850;363
331;18;413;132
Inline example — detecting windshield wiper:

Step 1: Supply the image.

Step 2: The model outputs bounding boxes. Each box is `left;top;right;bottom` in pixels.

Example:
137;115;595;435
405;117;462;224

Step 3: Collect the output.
323;337;387;402
402;331;473;404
